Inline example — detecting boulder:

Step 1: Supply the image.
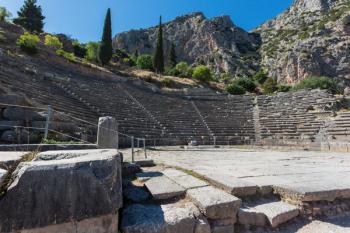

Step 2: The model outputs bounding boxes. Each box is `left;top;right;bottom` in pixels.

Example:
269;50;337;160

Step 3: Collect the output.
0;149;123;233
121;202;209;233
3;107;46;121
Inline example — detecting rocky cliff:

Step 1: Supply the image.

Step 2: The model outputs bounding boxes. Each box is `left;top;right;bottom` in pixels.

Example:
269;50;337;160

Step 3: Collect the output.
114;12;261;77
255;0;350;84
114;0;350;85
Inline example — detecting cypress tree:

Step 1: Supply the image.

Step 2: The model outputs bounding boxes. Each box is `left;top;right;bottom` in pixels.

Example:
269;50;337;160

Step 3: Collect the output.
153;16;164;73
169;43;177;68
13;0;45;33
98;8;113;66
134;49;139;58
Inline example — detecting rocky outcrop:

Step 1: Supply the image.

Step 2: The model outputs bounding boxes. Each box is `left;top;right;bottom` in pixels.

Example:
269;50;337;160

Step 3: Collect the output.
114;12;261;76
0;149;123;233
256;0;350;84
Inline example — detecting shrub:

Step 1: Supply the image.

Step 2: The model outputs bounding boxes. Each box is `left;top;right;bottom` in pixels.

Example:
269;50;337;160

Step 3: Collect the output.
175;62;192;78
44;34;63;50
233;78;256;92
263;77;278;94
192;66;212;81
72;40;87;58
56;49;77;63
85;41;99;62
277;85;291;92
137;54;153;70
122;57;136;66
165;67;180;76
225;84;246;95
253;70;269;85
16;32;40;54
293;76;339;93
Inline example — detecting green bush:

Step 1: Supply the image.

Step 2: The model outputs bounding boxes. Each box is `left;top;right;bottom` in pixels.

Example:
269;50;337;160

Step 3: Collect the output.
192;66;212;81
122;57;136;66
225;83;246;95
263;77;278;94
85;41;99;62
233;78;256;92
165;67;180;76
253;70;269;85
56;49;77;63
16;32;40;54
137;54;153;70
44;34;63;50
72;40;87;58
277;85;291;92
293;76;339;93
175;62;192;78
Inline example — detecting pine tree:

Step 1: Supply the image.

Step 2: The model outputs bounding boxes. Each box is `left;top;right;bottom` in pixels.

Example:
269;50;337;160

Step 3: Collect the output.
153;16;164;73
169;43;177;68
13;0;45;33
98;8;113;66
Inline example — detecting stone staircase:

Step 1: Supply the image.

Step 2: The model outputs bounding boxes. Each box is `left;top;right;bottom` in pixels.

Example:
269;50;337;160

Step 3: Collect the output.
122;164;301;233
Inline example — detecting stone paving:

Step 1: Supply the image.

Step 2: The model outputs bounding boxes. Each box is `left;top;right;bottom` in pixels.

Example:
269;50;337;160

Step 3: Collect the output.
142;147;350;202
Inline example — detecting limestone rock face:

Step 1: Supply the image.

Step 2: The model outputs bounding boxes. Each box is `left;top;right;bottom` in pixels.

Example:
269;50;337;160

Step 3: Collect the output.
256;0;350;84
114;12;261;76
0;149;123;233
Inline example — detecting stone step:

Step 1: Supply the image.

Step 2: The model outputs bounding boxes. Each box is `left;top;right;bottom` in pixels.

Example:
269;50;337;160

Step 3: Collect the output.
121;201;210;233
187;186;241;220
145;176;186;200
162;168;209;190
238;201;300;228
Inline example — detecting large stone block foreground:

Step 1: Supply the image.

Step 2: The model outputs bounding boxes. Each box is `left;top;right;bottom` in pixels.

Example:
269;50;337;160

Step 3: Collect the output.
0;149;123;233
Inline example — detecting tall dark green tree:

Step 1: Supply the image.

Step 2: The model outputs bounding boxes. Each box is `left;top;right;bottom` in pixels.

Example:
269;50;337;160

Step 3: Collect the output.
169;43;177;68
153;16;164;73
13;0;45;33
98;8;113;66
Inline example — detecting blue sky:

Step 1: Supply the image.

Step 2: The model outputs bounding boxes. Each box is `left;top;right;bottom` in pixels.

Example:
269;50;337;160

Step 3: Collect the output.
1;0;293;43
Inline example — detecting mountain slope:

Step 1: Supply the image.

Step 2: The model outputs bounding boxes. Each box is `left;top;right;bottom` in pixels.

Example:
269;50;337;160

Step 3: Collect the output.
114;12;261;77
255;0;350;84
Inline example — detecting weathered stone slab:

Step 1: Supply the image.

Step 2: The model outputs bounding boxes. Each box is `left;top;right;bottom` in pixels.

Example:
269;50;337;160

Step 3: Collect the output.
238;208;267;227
187;186;241;220
0;149;123;233
171;175;208;190
202;173;257;197
136;171;163;182
254;201;299;228
97;117;118;149
145;176;185;200
162;168;187;177
211;224;234;233
0;151;27;169
121;202;208;233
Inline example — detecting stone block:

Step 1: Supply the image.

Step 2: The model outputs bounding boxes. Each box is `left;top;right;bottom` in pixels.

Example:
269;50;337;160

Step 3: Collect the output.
187;186;241;220
0;149;123;233
121;202;206;233
0;151;27;169
135;159;155;167
211;224;234;233
203;173;257;197
238;208;267;227
171;175;208;190
97;117;118;149
145;176;185;200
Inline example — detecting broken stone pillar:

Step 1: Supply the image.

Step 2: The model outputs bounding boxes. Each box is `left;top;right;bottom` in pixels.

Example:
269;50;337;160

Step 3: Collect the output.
97;116;118;149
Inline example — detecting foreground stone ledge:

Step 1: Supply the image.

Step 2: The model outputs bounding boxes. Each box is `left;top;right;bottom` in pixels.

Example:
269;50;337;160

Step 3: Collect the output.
121;202;210;233
187;186;241;220
0;151;27;169
0;149;123;233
